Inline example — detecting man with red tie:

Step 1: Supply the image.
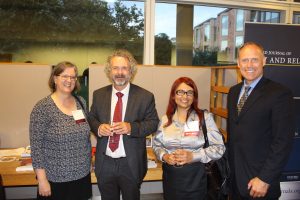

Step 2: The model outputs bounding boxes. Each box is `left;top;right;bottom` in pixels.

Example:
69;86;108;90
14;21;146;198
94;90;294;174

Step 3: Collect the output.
89;49;159;200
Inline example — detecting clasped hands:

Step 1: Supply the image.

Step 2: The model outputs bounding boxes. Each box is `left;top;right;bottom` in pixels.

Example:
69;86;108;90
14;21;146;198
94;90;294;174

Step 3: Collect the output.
98;122;131;136
162;149;193;166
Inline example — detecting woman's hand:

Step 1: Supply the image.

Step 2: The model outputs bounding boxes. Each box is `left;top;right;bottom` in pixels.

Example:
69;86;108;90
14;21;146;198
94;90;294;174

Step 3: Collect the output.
162;153;176;165
35;169;51;196
173;149;193;165
38;179;51;196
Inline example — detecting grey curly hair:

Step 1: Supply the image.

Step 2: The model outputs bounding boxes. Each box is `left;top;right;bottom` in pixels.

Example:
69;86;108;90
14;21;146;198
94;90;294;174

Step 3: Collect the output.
104;49;138;81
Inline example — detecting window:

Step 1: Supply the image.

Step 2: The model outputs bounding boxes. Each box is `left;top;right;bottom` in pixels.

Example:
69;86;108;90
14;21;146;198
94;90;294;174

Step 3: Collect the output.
293;12;300;24
221;40;228;51
194;28;201;46
236;10;244;31
235;36;244;59
204;24;210;41
235;36;244;48
250;10;280;23
155;2;176;65
0;1;288;68
0;0;145;73
221;15;229;36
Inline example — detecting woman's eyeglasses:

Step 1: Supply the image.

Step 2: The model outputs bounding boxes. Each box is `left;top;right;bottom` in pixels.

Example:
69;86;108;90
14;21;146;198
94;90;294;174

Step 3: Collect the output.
58;75;77;81
175;90;194;97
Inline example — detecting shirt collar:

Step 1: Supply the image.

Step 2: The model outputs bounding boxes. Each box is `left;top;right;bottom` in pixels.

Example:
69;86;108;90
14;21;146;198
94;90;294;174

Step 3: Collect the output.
172;110;198;125
112;83;130;96
243;75;262;90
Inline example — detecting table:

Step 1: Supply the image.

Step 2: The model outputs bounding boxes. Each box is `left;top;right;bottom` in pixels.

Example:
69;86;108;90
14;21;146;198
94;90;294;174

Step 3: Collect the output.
0;149;162;187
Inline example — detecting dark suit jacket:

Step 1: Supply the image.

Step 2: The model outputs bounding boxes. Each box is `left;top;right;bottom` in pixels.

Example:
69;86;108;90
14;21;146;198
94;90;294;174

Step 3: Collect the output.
227;77;295;199
88;84;159;185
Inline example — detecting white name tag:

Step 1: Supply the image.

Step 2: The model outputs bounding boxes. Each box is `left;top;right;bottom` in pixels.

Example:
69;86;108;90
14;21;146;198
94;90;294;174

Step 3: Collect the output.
72;109;86;124
184;121;200;136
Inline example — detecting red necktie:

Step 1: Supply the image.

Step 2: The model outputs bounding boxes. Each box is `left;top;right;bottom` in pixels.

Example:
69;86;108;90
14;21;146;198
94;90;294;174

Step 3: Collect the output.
109;92;123;152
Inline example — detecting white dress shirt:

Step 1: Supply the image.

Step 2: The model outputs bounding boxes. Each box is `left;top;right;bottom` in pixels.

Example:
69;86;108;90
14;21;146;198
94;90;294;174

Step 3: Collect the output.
105;83;130;158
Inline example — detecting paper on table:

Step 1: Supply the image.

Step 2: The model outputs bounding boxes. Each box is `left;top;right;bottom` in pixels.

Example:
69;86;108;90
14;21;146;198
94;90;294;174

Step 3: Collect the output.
147;160;157;168
16;164;33;172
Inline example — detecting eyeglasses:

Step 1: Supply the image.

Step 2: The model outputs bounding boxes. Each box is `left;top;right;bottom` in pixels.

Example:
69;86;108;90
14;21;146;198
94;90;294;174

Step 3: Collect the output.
58;75;77;81
111;66;130;72
175;90;194;97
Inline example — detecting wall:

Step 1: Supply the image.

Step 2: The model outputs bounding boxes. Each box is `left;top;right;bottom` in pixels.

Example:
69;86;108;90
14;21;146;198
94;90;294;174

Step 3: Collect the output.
0;64;51;148
13;43;114;75
89;65;211;118
0;63;211;148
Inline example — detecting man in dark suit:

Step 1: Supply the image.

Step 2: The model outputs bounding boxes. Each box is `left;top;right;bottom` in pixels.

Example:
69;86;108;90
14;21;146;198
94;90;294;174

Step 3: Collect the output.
227;42;295;199
89;49;159;200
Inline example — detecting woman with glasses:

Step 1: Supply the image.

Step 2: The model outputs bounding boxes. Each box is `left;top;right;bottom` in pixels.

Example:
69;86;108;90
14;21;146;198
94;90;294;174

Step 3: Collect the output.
153;77;225;200
30;61;92;200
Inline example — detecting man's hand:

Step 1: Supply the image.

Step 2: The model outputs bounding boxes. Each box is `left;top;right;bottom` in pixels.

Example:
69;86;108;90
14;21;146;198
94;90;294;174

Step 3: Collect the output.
111;122;131;135
248;177;270;198
98;124;113;136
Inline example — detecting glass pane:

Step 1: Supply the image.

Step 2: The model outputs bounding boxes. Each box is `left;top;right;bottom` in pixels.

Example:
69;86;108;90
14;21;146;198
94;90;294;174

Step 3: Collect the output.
293;12;300;24
236;10;244;31
193;7;281;66
155;2;176;65
235;36;244;59
250;10;280;23
0;0;145;73
193;6;226;66
221;16;229;36
221;40;228;51
205;25;210;41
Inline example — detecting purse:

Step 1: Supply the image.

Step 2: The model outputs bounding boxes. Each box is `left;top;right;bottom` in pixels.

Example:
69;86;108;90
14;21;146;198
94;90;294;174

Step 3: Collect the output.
201;111;230;200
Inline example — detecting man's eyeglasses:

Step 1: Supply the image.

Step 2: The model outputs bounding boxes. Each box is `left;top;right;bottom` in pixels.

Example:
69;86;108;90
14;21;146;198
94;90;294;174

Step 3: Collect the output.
175;90;194;97
58;75;77;81
111;66;130;72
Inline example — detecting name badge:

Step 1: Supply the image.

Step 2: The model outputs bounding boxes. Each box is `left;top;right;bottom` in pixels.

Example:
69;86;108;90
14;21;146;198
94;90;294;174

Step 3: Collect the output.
184;121;200;136
72;109;86;124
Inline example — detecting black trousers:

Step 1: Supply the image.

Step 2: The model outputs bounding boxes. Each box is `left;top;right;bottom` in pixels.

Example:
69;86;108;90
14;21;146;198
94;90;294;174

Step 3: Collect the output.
97;156;140;200
230;176;278;200
37;173;92;200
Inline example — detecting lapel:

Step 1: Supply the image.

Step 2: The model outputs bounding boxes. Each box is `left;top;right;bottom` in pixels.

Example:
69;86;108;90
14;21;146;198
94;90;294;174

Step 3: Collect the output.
231;83;243;120
124;84;136;122
237;77;268;119
104;85;113;122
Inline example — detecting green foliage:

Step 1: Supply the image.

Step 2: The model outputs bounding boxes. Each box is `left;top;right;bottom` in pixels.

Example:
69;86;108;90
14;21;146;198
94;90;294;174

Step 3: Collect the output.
0;0;144;56
192;49;218;66
155;33;172;65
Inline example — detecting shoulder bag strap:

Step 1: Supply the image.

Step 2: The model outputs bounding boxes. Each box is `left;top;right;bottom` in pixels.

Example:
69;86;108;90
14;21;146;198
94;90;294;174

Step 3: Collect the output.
73;95;85;111
202;110;209;148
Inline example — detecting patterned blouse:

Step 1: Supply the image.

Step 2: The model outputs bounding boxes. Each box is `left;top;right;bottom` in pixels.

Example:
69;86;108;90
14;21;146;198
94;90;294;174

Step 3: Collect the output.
153;110;225;163
30;95;91;182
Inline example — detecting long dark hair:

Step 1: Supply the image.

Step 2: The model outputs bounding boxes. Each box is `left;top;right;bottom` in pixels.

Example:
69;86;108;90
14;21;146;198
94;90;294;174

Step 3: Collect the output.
164;77;203;128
